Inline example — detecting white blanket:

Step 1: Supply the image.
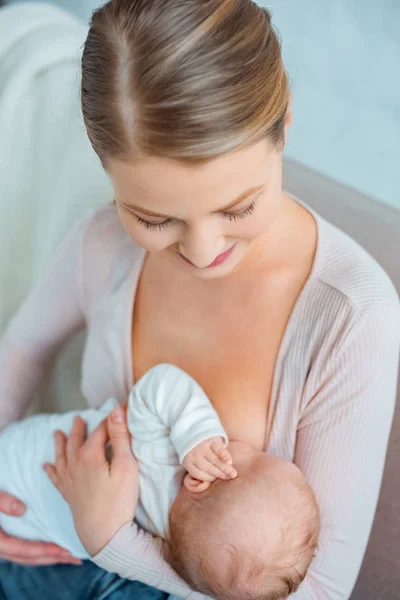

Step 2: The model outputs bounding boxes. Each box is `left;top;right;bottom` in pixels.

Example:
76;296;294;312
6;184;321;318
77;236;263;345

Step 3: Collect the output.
0;2;113;413
0;2;112;327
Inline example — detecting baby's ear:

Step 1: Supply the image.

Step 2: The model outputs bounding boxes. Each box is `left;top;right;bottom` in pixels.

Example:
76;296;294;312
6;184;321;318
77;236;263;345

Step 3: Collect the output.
183;474;211;494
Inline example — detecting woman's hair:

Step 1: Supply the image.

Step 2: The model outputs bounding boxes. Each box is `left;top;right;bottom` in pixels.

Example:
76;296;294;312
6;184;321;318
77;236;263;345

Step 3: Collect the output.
81;0;290;170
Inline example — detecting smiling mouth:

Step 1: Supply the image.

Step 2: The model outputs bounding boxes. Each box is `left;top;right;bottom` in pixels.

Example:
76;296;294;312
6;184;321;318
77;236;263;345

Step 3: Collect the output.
180;243;237;268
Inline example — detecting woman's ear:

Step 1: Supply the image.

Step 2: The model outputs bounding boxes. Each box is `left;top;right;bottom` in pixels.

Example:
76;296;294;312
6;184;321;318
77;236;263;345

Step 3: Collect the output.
282;94;293;149
183;474;211;494
285;94;293;129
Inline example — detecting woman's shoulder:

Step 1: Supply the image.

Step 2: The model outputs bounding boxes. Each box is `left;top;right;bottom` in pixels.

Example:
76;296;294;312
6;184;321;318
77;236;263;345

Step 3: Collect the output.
292;207;400;405
79;203;144;307
82;202;129;253
313;212;399;316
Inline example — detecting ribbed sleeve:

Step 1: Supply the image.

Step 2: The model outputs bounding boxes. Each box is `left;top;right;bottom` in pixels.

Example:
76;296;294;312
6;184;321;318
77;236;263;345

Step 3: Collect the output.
292;301;400;598
0;215;90;428
93;522;208;599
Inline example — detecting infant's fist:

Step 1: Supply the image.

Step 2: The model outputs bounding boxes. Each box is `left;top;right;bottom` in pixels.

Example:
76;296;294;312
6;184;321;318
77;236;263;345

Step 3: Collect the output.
182;437;237;482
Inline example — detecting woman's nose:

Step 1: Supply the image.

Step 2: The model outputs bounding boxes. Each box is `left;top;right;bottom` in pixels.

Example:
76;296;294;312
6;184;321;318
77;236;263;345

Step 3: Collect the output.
179;224;225;268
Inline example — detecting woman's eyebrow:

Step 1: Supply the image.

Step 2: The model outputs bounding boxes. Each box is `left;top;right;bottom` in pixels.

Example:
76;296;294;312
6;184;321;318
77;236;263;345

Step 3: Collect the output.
122;184;264;218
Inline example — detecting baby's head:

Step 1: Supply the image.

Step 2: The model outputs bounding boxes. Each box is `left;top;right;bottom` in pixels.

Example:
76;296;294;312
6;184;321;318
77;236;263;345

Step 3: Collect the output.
169;441;320;600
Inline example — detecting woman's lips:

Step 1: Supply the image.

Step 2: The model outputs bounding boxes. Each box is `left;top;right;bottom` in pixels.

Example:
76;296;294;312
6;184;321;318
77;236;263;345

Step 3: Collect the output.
181;243;237;268
205;243;236;267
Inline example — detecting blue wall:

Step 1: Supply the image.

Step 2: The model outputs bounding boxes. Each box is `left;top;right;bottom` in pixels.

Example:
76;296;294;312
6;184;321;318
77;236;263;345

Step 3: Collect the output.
265;0;400;210
9;0;400;209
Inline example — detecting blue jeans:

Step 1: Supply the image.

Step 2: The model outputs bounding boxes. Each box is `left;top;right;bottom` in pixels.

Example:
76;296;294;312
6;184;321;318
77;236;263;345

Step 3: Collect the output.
0;560;169;600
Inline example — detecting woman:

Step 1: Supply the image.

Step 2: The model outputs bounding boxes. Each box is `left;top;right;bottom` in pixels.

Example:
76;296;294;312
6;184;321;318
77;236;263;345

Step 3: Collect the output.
0;0;399;598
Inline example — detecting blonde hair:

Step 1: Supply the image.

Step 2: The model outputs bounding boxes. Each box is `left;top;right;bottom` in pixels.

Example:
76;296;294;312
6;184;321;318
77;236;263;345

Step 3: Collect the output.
81;0;290;170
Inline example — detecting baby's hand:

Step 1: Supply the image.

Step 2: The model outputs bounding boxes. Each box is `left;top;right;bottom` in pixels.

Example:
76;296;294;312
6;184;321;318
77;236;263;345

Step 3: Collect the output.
183;437;237;482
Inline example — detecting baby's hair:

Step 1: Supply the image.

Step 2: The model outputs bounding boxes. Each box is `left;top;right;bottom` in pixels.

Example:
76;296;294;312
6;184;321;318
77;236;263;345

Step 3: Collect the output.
198;544;309;599
169;464;320;600
170;520;318;600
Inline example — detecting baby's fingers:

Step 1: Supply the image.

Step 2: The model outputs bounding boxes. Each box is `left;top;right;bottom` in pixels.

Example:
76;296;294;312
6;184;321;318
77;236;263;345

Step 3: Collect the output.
188;464;217;483
195;458;233;481
210;440;233;465
207;455;237;479
208;449;236;479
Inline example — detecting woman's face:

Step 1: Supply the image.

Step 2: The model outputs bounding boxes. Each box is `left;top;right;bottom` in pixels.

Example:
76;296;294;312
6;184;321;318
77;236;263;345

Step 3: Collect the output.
107;138;285;279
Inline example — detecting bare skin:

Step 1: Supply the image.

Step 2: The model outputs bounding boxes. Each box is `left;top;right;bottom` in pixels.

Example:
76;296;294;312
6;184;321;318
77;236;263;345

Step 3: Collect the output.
131;193;316;450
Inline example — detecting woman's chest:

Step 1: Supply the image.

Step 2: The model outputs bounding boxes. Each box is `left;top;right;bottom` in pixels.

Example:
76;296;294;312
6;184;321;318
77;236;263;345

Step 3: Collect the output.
131;266;304;449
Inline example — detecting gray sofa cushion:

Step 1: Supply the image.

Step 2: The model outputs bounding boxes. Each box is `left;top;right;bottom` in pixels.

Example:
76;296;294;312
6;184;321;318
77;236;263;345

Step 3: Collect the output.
283;157;400;600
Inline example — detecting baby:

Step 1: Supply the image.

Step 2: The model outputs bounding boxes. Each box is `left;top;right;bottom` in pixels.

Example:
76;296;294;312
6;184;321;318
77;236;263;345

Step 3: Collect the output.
0;364;319;599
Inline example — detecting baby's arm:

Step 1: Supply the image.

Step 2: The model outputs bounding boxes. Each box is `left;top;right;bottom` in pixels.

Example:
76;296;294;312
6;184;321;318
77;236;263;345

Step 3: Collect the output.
128;363;235;481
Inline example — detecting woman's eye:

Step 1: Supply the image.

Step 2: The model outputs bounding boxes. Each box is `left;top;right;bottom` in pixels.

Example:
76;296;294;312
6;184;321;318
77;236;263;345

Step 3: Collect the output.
135;217;175;231
223;201;257;221
134;198;258;230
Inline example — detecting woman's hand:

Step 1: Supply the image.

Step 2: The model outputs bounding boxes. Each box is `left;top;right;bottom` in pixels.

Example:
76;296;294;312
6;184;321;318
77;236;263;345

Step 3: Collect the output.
0;491;81;565
43;406;139;557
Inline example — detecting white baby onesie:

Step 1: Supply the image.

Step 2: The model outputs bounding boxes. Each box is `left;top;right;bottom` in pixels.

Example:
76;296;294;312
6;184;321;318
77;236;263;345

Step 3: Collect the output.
0;363;227;558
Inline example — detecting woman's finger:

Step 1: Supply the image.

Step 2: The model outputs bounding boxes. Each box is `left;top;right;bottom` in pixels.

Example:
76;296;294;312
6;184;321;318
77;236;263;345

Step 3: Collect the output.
67;416;87;464
106;407;135;469
80;419;109;466
0;551;82;566
0;530;77;560
0;491;25;517
54;430;67;474
42;464;61;492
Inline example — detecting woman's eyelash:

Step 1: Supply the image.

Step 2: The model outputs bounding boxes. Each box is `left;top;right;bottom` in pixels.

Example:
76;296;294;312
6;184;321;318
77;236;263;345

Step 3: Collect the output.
136;217;175;231
223;201;256;221
135;199;258;230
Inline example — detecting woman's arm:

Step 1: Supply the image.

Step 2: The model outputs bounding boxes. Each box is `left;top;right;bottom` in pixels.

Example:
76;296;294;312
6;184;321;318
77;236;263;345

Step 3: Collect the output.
292;300;400;599
0;215;91;564
93;521;208;599
45;407;210;599
0;215;90;429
